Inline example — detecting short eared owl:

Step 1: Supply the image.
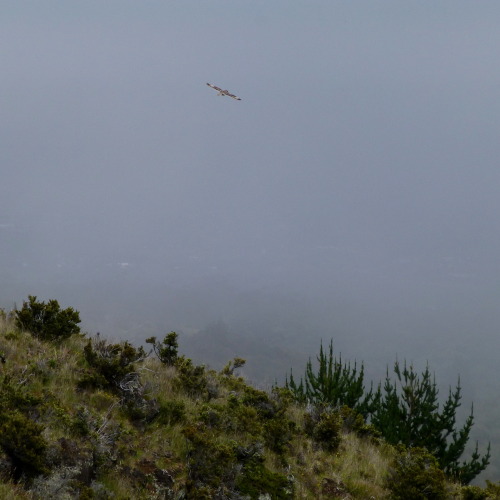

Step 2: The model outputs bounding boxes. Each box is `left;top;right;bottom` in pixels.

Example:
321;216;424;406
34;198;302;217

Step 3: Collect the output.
206;83;242;101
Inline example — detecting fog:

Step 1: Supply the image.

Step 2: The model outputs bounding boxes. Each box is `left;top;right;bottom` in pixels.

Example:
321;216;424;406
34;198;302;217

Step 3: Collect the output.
2;1;500;481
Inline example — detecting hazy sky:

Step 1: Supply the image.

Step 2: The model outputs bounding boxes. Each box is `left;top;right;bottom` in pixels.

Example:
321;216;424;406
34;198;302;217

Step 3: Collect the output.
2;0;500;342
2;0;500;347
2;0;500;479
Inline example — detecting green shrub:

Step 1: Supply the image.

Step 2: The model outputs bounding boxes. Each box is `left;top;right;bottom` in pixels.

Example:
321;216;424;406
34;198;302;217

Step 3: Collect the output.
15;296;80;342
182;424;238;492
145;332;178;366
371;361;490;483
314;413;342;453
304;405;342;453
339;405;381;439
199;398;263;436
485;481;500;498
0;375;42;413
220;357;246;376
286;340;376;417
0;410;48;480
0;375;52;481
155;399;186;426
386;446;448;500
173;356;208;398
229;401;263;436
461;485;489;500
241;386;277;420
79;337;146;392
236;454;294;499
263;416;295;455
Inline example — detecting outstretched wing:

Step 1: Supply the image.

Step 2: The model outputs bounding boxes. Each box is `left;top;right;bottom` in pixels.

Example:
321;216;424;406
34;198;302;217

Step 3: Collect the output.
226;92;242;101
206;82;242;100
207;82;223;92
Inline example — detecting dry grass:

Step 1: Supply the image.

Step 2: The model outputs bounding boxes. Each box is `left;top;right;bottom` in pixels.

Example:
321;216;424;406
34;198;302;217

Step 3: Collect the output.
0;482;30;499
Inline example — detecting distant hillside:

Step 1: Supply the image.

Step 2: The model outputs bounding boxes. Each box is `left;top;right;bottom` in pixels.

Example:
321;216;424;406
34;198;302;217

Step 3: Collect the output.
0;303;498;499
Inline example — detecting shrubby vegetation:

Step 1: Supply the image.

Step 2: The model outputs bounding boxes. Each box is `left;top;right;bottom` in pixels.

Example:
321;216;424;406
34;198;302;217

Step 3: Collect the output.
286;340;377;417
145;332;178;366
0;298;498;498
372;361;490;483
386;445;448;499
287;339;491;486
15;295;80;341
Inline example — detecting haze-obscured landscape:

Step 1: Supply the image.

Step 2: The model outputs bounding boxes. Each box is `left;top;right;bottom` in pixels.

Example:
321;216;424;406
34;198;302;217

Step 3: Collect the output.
2;0;500;483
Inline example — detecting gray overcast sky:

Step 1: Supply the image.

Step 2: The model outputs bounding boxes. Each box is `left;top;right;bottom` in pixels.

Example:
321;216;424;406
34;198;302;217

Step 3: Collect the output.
2;1;500;332
3;1;500;276
2;0;500;478
2;0;500;337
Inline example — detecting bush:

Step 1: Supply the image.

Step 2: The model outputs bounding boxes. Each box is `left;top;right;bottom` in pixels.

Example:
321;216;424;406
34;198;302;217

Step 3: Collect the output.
241;386;278;420
371;361;490;483
79;336;146;392
15;296;80;342
286;340;376;417
155;400;186;426
263;416;295;455
304;405;342;453
182;424;293;499
0;410;48;480
461;485;488;500
173;356;209;399
182;424;238;493
386;446;448;500
236;452;294;499
220;357;246;376
485;481;500;497
339;405;381;440
145;332;178;366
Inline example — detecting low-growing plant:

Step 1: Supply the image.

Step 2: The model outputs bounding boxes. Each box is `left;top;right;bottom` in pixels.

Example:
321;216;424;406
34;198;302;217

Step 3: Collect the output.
182;424;238;494
461;485;489;500
303;404;342;453
0;410;48;480
145;332;178;366
235;449;294;499
220;357;246;376
173;356;209;399
78;336;146;392
339;405;381;439
485;480;500;497
386;445;448;500
0;375;42;414
263;415;296;455
241;386;278;420
155;399;186;426
14;296;81;342
286;340;377;417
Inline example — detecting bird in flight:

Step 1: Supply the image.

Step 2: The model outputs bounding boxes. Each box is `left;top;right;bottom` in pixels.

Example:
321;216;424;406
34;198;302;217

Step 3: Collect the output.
206;83;242;101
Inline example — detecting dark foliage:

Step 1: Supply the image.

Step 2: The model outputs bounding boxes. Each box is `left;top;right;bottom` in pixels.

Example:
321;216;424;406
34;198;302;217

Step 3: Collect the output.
182;423;238;495
173;356;209;399
182;424;293;499
0;376;48;481
371;361;490;484
153;399;186;426
145;332;179;366
286;340;377;418
0;410;48;480
15;295;80;342
79;336;146;393
221;357;246;376
235;448;293;499
386;446;448;500
304;405;342;453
